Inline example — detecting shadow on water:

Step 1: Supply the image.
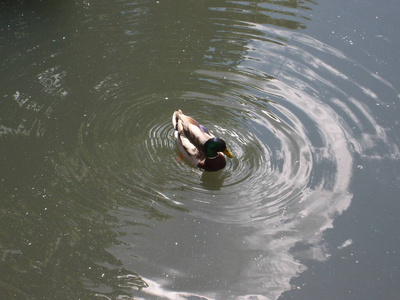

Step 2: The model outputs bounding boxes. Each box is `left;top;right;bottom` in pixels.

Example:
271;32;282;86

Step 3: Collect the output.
200;171;227;190
3;0;392;299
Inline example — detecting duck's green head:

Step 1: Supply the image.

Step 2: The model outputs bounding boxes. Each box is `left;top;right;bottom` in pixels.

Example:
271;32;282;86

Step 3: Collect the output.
204;137;234;159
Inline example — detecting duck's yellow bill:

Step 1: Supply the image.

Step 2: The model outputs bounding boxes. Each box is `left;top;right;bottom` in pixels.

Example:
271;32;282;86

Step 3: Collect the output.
223;148;234;158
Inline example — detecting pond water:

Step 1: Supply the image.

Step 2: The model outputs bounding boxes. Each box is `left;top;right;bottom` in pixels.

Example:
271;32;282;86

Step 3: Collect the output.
1;0;399;299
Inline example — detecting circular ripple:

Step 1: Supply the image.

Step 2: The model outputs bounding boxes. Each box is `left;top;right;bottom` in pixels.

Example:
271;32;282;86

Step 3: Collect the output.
156;92;315;225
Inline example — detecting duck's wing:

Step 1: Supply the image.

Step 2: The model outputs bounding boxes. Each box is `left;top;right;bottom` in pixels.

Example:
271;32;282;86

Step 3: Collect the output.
199;124;211;135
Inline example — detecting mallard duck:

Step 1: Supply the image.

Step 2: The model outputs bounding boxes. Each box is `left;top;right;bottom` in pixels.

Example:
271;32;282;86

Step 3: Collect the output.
172;109;233;171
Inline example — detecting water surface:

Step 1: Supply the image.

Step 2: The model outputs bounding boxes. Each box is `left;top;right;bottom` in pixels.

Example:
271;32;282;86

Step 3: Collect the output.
1;0;399;299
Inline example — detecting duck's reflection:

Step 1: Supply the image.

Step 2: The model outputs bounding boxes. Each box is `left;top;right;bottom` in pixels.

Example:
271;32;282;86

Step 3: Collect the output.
200;170;227;190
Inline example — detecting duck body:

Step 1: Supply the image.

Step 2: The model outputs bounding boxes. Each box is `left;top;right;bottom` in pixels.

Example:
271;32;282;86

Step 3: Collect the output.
172;109;233;172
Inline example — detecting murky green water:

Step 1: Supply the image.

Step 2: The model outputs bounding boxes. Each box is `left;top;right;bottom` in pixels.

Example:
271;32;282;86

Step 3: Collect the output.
1;0;399;299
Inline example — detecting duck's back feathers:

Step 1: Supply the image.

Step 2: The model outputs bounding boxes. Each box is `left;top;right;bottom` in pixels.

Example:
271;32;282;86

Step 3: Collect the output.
173;110;205;164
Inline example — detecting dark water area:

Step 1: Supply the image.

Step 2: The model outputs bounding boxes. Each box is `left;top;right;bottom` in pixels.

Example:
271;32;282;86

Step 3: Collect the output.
1;0;399;299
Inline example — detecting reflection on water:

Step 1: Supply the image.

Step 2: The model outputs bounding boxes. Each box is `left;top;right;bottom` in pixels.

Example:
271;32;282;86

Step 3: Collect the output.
1;0;399;299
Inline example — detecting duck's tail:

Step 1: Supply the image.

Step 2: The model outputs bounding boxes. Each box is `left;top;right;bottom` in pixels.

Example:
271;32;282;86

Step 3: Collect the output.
172;109;183;130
